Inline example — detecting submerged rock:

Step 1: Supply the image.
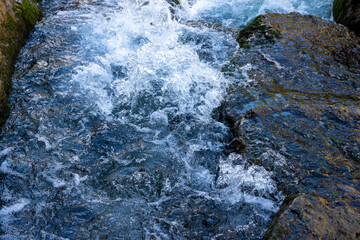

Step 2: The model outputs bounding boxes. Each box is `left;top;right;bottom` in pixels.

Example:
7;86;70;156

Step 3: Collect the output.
333;0;360;35
222;12;360;239
0;0;42;127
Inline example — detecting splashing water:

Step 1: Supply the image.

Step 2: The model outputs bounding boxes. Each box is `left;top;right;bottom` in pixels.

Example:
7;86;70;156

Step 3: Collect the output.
0;0;333;239
180;0;333;26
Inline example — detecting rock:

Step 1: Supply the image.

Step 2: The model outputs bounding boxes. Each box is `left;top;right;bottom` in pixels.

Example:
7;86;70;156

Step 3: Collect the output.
166;0;181;18
0;0;42;127
222;12;360;239
264;194;360;239
333;0;360;35
166;0;180;6
71;0;92;5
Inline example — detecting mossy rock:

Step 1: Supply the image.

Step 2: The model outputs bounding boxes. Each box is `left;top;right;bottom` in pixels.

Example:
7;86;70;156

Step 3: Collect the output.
14;0;43;28
333;0;347;20
165;0;182;19
237;15;281;48
166;0;180;6
0;0;43;128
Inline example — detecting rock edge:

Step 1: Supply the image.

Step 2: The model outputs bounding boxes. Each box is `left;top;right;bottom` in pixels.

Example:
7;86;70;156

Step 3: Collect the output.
0;0;42;127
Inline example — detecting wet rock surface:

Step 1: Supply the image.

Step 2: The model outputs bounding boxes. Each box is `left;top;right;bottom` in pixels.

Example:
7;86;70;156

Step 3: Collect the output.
222;12;360;239
0;0;42;127
266;194;360;239
333;0;360;35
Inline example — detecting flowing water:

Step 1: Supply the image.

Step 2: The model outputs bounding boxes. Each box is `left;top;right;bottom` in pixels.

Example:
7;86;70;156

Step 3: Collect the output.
0;0;333;239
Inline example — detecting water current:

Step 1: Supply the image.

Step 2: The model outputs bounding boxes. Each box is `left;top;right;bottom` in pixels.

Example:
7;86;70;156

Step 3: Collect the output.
0;0;333;239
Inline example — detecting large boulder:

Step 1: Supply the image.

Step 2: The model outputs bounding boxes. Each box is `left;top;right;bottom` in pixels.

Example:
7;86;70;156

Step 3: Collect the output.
0;0;42;127
333;0;360;35
222;12;360;239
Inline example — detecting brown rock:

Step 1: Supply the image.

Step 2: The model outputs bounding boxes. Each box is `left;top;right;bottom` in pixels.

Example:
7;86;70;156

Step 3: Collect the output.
0;0;42;127
222;12;360;239
265;194;360;239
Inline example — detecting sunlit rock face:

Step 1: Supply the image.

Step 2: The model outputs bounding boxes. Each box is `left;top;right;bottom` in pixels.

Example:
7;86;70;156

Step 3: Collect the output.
222;12;360;239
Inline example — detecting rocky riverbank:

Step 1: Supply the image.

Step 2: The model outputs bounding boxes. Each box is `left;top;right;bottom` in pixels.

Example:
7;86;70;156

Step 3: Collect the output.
222;12;360;239
0;0;359;239
0;0;42;126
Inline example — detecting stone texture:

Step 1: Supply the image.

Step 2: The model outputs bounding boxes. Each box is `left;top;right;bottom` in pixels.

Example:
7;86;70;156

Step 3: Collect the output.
0;0;42;127
265;194;360;239
221;12;360;239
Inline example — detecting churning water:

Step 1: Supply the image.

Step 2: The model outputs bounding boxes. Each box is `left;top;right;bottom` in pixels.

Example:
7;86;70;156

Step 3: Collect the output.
0;0;333;239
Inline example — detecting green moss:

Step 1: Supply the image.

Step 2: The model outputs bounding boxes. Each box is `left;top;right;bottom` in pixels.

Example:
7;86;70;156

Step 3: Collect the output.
4;13;17;31
283;194;299;205
0;0;42;129
0;101;10;128
274;226;286;239
168;0;180;5
237;15;281;48
166;0;181;19
268;29;281;39
333;0;347;21
14;0;43;29
237;15;264;46
242;43;252;49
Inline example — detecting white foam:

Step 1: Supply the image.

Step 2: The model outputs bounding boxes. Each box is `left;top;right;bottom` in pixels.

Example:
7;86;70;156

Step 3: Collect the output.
0;199;30;215
35;134;54;150
150;110;169;126
73;173;88;186
47;176;67;188
0;160;24;178
0;148;14;158
184;0;333;27
73;62;114;116
258;0;296;14
217;153;279;211
259;50;284;70
72;0;228;121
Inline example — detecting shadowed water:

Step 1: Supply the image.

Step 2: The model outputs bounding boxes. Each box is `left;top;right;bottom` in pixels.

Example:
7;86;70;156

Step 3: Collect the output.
0;0;333;239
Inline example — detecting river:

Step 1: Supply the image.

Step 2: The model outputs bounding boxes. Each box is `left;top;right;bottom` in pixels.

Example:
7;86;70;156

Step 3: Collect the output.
0;0;333;239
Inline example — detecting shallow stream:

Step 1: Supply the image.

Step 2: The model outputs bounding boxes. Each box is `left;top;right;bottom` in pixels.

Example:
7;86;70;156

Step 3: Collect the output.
0;0;333;239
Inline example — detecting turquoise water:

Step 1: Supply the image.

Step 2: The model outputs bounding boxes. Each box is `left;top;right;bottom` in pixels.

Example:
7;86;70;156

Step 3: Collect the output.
179;0;333;27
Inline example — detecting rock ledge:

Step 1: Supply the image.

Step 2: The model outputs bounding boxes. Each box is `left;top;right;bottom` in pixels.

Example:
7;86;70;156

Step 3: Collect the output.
0;0;42;127
222;12;360;239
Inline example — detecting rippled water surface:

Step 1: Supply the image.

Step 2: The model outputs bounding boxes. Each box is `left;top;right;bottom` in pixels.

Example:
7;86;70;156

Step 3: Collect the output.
0;0;333;239
182;0;333;27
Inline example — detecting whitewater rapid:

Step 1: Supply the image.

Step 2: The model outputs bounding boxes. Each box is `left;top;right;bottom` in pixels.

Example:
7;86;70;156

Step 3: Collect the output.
0;0;333;239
